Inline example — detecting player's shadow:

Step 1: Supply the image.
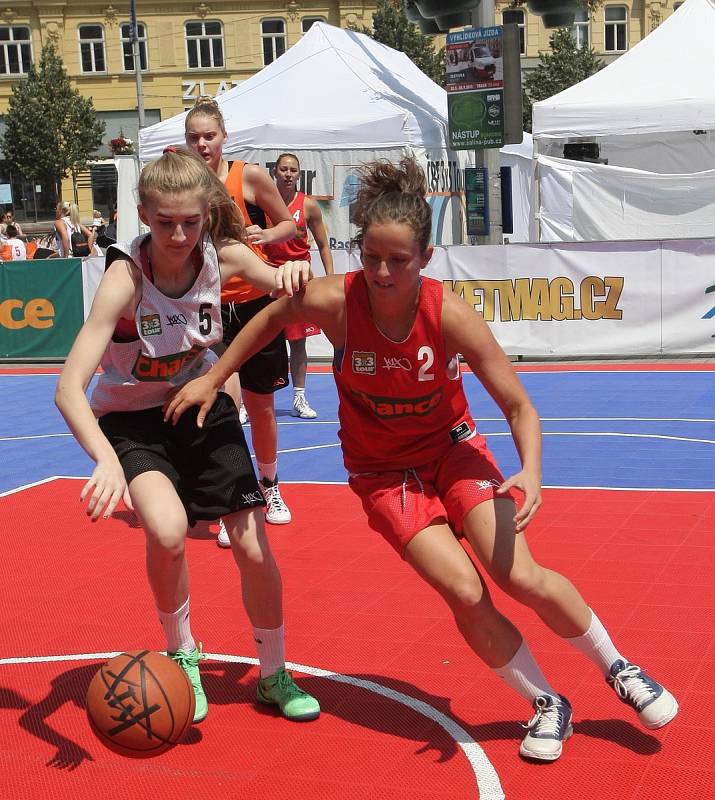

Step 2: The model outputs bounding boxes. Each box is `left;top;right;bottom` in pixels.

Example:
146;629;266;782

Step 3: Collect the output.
14;662;204;771
202;666;660;761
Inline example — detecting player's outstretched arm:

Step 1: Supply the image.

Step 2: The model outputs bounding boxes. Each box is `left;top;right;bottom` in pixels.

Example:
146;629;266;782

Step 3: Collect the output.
216;238;312;296
55;260;138;521
442;290;543;531
164;275;346;427
244;163;296;247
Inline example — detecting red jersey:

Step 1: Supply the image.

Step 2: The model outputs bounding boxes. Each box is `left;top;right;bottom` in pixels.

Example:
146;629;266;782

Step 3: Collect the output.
264;191;311;265
334;271;474;473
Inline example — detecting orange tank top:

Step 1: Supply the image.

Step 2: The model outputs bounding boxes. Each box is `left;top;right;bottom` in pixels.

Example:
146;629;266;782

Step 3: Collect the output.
222;160;271;304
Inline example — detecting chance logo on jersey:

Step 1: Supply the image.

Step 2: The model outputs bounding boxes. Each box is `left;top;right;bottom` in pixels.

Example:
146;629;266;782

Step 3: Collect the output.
352;351;376;375
350;386;443;417
132;343;204;382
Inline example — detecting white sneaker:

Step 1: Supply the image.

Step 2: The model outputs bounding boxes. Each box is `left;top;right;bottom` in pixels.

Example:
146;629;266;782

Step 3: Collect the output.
607;660;678;729
260;477;292;524
519;695;573;762
292;394;317;419
238;404;248;425
217;518;231;548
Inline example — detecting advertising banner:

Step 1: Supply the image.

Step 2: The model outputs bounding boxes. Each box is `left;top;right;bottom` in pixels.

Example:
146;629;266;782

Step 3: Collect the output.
303;241;715;358
238;147;473;248
0;258;83;358
447;27;505;150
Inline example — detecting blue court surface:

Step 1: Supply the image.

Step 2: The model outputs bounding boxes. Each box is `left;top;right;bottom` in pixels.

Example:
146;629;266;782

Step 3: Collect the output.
1;367;713;494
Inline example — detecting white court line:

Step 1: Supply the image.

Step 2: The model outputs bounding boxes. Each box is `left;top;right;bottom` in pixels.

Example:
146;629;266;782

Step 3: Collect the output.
0;650;504;800
0;417;715;446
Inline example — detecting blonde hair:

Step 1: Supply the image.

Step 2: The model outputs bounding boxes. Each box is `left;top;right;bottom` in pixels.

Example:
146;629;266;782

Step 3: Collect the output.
68;203;82;227
56;200;70;218
185;95;226;135
351;157;431;252
138;145;245;242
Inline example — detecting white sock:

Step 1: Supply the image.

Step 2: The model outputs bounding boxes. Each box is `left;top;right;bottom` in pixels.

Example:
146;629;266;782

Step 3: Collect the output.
253;624;285;678
258;461;277;483
158;596;195;654
294;387;305;398
493;639;559;705
566;609;623;676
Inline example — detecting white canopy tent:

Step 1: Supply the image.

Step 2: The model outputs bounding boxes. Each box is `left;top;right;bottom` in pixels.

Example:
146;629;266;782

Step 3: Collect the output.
139;22;472;246
532;0;715;175
530;0;715;241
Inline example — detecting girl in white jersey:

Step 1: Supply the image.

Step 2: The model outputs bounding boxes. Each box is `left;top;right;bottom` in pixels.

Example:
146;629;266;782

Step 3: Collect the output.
55;147;320;726
166;157;678;762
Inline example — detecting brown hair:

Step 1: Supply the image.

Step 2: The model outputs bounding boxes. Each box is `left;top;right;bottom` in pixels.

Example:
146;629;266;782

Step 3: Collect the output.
138;146;245;243
275;152;300;168
184;95;226;135
350;157;431;252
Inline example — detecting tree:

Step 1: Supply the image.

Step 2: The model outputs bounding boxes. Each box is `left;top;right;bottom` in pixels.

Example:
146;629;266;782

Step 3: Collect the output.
350;0;446;88
2;43;105;203
522;28;604;132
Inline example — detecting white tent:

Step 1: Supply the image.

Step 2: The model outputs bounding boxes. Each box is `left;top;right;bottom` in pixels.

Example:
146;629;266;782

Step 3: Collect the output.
532;0;715;175
139;23;472;246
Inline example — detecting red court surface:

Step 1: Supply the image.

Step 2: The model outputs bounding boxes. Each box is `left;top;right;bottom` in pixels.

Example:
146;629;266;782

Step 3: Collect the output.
1;478;713;800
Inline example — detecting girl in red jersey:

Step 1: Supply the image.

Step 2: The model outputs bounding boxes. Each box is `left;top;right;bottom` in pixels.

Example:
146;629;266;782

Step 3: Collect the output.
264;153;334;419
165;157;677;762
56;147;320;726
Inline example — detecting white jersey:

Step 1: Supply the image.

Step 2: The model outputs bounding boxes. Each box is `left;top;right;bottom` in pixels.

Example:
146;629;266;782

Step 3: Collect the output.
90;234;223;416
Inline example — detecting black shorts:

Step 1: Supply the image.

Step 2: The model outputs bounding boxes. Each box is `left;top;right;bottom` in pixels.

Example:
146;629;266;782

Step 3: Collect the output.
221;296;288;395
98;393;265;525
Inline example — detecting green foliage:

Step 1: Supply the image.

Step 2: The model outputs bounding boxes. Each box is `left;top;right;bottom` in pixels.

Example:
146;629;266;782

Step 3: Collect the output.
2;43;105;198
522;28;604;131
350;0;446;88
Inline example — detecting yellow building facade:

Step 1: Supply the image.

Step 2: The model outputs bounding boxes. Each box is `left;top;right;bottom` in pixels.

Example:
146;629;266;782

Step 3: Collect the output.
0;1;684;222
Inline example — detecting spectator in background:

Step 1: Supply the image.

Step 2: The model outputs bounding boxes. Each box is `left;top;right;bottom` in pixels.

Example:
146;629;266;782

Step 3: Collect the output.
0;210;23;238
54;202;95;258
0;225;27;260
90;209;106;236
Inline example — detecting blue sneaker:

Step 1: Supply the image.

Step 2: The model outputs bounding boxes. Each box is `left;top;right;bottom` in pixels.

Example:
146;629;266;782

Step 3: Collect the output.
607;660;678;729
520;694;573;761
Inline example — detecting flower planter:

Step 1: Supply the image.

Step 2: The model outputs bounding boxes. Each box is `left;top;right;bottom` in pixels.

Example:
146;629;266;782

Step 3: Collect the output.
416;0;480;17
527;0;580;28
436;11;473;30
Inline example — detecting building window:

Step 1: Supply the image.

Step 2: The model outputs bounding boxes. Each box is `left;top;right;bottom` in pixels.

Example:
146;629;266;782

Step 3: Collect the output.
0;25;32;75
262;19;286;65
302;17;325;34
572;10;590;49
120;22;148;71
79;25;106;73
502;9;525;55
185;20;224;69
604;6;628;52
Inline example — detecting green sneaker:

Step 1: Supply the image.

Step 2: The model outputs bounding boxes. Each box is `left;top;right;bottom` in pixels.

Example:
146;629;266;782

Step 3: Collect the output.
257;667;320;721
169;643;208;723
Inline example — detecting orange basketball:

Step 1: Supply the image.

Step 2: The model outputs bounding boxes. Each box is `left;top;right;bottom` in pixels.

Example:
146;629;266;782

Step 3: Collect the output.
86;650;195;758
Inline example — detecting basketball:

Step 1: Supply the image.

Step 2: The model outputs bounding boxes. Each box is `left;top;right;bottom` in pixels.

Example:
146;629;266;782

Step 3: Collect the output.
86;650;195;758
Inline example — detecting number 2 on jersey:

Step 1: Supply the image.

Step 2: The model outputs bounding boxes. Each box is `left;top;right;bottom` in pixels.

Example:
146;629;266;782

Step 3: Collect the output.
417;346;434;381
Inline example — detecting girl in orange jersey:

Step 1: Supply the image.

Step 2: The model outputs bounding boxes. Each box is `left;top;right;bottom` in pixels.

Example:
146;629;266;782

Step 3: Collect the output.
56;147;320;727
166;156;678;763
185;96;296;532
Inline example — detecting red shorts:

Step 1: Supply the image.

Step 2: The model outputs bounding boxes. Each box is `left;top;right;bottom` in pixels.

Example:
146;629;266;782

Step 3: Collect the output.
284;322;321;341
348;433;514;557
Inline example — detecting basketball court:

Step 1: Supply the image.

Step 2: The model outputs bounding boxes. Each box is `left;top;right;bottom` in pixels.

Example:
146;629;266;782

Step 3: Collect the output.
1;363;713;799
